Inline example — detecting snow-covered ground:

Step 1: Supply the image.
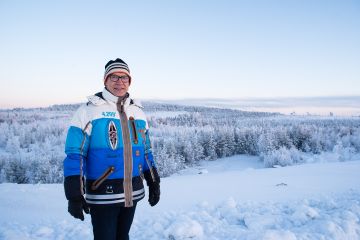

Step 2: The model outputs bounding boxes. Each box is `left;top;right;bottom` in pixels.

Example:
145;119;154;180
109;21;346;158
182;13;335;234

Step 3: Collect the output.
1;155;360;240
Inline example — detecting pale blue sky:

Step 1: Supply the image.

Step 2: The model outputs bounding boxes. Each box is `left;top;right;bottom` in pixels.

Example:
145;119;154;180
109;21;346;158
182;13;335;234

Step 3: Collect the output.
0;0;359;108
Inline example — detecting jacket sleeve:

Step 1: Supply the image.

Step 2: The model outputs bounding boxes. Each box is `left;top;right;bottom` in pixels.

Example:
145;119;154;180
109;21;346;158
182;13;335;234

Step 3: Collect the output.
142;114;158;172
63;105;92;177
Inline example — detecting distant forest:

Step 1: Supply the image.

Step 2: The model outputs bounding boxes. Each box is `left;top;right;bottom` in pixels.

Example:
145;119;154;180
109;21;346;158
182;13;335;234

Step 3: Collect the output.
0;102;360;183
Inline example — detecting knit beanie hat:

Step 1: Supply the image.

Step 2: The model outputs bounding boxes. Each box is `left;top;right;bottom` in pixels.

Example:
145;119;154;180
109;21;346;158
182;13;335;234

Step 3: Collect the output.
104;58;131;84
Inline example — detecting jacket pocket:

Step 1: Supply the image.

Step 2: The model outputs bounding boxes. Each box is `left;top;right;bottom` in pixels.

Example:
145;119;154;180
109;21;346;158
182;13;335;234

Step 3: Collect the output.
91;166;115;190
129;116;139;144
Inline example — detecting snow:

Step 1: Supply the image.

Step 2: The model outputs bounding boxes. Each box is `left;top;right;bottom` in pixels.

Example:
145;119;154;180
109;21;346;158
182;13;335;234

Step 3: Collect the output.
146;111;189;118
153;97;360;116
1;155;360;239
2;104;360;182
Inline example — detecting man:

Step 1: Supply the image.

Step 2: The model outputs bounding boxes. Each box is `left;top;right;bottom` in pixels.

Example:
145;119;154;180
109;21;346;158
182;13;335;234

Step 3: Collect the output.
63;58;160;240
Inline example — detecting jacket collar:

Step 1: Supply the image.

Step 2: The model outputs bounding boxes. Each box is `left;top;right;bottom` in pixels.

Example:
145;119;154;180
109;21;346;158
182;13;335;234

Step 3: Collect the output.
103;88;131;107
87;88;131;106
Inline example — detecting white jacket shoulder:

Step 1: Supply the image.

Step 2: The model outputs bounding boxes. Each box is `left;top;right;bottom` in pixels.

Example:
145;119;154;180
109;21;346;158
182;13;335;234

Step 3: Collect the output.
69;104;90;129
87;94;106;106
131;98;143;109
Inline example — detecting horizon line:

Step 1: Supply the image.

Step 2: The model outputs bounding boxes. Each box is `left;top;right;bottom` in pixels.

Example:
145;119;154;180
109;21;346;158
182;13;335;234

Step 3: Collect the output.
1;95;360;111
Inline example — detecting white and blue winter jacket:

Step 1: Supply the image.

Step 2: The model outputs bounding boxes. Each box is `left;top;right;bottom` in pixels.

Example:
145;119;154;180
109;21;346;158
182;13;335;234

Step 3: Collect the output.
63;88;156;206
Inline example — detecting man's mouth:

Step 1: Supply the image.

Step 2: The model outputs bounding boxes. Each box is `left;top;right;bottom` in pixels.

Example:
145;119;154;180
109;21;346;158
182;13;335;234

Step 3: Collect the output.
114;87;125;91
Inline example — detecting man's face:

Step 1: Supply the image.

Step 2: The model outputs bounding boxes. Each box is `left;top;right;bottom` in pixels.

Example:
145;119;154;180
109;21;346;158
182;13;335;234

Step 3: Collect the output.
105;73;130;97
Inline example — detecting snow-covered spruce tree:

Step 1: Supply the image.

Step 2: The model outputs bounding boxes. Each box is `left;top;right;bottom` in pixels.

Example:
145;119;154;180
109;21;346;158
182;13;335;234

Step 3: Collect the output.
235;127;259;155
0;157;6;183
288;124;312;152
182;138;196;164
263;146;302;167
201;130;217;160
215;127;234;158
153;139;173;177
5;156;28;183
191;132;205;162
0;122;8;148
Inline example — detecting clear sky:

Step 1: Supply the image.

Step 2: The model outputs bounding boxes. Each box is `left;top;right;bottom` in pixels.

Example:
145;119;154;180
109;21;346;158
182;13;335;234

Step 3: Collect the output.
0;0;359;108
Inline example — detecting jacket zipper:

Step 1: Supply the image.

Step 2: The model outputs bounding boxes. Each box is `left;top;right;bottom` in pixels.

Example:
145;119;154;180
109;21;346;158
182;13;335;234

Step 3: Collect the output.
91;166;115;190
118;99;134;207
80;121;92;195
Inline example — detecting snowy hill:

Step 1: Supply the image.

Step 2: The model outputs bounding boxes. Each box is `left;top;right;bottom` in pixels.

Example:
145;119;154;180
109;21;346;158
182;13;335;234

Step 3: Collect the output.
1;155;360;240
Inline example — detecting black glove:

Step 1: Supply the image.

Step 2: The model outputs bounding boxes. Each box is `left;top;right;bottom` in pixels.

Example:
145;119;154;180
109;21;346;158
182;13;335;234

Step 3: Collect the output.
144;168;161;207
64;175;89;220
68;196;90;221
148;181;160;206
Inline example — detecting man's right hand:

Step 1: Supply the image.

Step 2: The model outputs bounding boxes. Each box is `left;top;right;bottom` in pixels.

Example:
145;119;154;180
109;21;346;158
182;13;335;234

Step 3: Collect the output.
148;181;160;206
144;168;161;207
64;175;89;221
68;196;90;221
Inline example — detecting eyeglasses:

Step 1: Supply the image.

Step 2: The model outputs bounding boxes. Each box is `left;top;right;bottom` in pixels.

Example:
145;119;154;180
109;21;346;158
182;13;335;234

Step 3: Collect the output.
109;74;130;83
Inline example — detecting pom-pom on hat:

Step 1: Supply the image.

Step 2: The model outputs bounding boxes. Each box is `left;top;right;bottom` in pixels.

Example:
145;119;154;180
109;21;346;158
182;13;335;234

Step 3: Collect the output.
104;58;131;84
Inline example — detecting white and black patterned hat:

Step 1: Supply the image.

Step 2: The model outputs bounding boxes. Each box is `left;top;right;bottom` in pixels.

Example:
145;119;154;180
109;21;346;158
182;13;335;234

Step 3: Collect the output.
104;58;131;84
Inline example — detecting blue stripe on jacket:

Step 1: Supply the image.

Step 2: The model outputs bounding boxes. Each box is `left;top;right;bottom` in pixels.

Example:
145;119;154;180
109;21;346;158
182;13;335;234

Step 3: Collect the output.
63;116;157;179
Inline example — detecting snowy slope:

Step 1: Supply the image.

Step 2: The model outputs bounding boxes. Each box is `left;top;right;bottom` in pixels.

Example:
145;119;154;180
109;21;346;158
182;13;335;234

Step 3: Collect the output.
1;155;360;240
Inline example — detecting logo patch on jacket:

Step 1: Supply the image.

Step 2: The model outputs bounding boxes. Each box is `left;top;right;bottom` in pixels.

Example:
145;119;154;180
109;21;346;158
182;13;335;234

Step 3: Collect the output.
102;112;116;118
135;150;140;156
108;121;118;150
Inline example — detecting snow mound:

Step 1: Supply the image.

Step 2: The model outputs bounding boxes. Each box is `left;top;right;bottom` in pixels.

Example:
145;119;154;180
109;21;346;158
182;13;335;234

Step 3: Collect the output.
130;190;360;240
